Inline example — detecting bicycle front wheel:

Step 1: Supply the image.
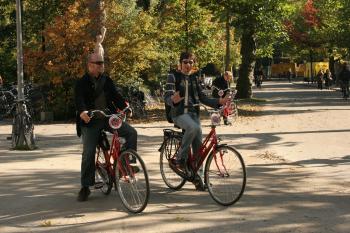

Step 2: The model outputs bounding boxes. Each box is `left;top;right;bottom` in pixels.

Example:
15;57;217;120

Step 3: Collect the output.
115;149;149;213
205;145;246;206
160;136;186;190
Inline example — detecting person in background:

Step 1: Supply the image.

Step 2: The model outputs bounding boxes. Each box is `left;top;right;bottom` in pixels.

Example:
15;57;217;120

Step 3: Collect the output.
0;75;3;88
316;70;324;90
324;69;333;89
338;62;350;98
212;71;233;125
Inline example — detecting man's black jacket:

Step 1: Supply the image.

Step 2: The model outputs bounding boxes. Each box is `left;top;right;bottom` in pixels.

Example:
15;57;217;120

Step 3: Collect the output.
75;73;127;136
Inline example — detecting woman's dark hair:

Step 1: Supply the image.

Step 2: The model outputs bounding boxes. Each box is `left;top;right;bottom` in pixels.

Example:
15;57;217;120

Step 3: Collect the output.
179;51;196;63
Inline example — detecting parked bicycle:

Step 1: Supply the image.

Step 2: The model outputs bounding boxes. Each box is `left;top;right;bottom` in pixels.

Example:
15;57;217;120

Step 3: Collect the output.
128;96;147;119
158;105;246;206
0;87;16;117
90;108;150;213
211;86;238;125
11;98;35;149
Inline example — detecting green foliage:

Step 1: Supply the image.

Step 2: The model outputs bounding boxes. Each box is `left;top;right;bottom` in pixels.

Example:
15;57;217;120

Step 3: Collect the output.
24;0;94;119
104;0;159;85
156;0;224;70
5;0;350;113
0;1;16;82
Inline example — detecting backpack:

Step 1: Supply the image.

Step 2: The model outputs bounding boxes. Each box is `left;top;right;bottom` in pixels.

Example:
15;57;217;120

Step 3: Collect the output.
165;102;173;123
164;72;182;123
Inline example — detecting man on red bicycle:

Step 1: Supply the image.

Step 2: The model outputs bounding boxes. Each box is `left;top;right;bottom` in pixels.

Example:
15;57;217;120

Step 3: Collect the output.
212;71;233;125
164;51;229;178
75;53;137;202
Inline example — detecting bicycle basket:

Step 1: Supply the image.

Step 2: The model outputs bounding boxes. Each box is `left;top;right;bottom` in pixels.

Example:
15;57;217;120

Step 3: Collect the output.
109;115;122;129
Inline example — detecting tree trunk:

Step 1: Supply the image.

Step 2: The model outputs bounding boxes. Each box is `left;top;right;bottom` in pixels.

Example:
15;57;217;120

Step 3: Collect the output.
310;49;313;82
224;10;230;71
236;30;255;99
185;0;189;51
329;55;335;77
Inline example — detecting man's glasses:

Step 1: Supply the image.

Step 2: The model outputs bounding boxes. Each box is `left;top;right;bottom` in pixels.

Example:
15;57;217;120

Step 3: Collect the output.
182;60;194;65
90;61;104;65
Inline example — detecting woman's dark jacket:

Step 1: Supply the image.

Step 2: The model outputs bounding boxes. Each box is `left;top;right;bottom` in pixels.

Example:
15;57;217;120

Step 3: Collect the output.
212;75;229;98
164;70;219;119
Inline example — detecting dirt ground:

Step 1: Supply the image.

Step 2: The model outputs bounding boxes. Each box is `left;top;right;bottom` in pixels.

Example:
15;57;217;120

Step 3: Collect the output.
0;80;349;233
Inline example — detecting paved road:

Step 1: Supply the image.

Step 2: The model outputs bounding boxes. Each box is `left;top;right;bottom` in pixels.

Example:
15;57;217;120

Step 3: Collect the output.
0;81;349;233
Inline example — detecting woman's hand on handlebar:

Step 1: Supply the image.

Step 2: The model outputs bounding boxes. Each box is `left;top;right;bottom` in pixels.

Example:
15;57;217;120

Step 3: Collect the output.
219;94;230;105
80;111;90;123
171;91;184;104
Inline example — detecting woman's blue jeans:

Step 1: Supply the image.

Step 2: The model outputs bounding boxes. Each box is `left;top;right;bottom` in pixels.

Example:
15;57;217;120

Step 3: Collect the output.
173;112;202;163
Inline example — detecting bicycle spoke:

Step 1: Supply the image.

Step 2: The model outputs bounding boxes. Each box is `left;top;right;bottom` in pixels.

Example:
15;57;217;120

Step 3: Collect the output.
116;150;149;213
205;146;246;206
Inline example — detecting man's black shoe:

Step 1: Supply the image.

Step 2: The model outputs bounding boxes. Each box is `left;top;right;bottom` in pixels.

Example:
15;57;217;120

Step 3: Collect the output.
77;187;91;202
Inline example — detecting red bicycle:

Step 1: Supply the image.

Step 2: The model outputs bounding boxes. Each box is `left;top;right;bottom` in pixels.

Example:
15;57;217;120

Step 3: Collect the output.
159;106;246;206
91;109;150;213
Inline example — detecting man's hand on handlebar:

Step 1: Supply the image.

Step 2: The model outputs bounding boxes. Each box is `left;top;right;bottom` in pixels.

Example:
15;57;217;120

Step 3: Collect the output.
80;111;90;123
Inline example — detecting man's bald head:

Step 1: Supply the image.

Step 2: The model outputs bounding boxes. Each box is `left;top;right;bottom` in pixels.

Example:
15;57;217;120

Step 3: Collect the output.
87;53;104;78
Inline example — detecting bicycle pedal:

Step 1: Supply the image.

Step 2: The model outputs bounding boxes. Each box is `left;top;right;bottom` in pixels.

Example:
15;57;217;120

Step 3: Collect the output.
94;181;104;189
169;162;187;179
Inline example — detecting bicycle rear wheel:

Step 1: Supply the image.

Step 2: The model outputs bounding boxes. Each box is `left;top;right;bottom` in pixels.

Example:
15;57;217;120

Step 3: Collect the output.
95;148;113;195
23;114;35;149
115;149;149;213
11;114;21;148
160;136;186;190
205;145;246;206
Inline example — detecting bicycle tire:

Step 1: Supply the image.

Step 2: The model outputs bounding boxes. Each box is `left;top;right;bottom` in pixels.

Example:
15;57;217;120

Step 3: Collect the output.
22;114;35;149
230;101;238;123
115;149;149;213
205;145;246;206
95;148;113;195
11;114;21;148
160;136;186;190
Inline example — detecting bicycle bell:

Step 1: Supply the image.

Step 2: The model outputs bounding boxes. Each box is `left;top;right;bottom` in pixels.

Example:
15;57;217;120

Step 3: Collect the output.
109;114;122;129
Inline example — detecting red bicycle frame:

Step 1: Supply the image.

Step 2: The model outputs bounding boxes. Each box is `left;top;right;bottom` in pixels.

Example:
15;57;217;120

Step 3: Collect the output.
96;131;131;181
187;126;218;174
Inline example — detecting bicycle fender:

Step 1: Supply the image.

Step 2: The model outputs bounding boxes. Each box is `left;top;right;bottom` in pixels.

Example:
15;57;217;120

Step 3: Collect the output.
158;140;166;152
215;144;227;150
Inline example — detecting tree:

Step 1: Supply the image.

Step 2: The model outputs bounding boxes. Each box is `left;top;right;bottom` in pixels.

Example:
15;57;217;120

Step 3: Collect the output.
155;0;224;71
284;0;327;80
0;1;17;82
103;0;159;85
25;0;94;119
201;0;288;99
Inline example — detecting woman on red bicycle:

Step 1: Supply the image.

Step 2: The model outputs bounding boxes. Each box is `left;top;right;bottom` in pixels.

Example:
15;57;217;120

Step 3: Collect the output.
75;53;137;202
212;71;233;125
164;51;229;177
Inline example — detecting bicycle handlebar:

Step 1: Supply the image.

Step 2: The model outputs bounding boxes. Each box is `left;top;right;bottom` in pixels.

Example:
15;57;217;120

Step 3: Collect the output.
211;86;236;98
88;107;131;129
